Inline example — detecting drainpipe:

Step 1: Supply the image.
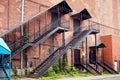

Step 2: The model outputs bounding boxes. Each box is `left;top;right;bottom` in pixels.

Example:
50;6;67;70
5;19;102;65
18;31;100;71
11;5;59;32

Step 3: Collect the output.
21;0;25;32
20;0;25;70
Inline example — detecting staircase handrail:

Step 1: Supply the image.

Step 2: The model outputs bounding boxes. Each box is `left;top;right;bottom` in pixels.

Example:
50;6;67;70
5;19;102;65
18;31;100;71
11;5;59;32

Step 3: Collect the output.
28;18;70;41
87;20;120;36
7;18;70;52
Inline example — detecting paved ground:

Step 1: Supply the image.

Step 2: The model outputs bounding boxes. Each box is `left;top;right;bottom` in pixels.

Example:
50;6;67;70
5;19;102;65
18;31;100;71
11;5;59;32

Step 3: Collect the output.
12;78;37;80
11;75;120;80
59;75;120;80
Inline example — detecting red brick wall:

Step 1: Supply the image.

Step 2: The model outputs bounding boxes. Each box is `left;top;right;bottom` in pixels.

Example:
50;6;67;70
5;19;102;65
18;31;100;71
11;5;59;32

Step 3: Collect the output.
101;35;120;68
1;0;120;68
101;35;114;67
112;36;120;61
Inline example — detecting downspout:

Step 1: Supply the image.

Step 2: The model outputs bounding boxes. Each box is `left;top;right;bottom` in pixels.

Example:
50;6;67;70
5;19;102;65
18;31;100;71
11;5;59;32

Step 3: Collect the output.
20;0;25;69
21;0;25;35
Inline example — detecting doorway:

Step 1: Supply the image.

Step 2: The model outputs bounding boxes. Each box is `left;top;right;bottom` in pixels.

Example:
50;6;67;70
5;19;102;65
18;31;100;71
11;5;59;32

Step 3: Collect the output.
73;19;80;36
74;49;81;66
51;12;61;28
89;49;96;64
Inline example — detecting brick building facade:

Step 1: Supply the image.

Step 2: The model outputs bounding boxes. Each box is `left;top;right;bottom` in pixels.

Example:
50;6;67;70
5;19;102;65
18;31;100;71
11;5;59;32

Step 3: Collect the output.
0;0;120;77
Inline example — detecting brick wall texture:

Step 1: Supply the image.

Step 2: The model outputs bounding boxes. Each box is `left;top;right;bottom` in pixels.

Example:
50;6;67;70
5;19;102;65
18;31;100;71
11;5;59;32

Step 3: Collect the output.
0;0;120;69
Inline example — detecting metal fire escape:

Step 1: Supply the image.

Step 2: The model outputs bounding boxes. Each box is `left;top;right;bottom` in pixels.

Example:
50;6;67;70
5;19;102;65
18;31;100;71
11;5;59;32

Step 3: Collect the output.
0;0;72;59
28;8;102;77
28;20;101;78
70;9;101;75
0;0;118;79
0;0;72;78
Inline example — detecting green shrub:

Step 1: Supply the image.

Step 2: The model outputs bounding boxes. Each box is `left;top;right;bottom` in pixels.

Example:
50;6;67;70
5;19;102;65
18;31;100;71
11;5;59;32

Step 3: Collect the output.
43;67;56;77
12;68;19;79
52;62;60;73
65;65;72;73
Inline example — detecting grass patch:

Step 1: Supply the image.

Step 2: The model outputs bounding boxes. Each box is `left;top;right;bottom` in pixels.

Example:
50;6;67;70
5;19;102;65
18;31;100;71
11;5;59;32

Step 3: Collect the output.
39;67;94;80
102;71;112;76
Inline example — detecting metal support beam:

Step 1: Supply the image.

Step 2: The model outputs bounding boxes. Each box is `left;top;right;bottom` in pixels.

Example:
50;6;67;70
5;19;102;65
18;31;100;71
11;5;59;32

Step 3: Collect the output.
9;54;11;80
95;34;98;70
71;49;74;66
82;41;84;51
34;19;36;40
62;30;65;46
86;38;88;67
20;52;23;69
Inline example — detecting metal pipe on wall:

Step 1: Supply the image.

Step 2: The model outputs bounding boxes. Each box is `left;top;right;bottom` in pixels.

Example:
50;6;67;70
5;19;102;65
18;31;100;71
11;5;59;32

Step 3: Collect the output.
20;0;25;69
21;0;25;35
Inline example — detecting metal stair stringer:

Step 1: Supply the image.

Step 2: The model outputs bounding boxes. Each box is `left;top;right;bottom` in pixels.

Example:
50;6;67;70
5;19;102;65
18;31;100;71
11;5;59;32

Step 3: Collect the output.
29;27;67;46
86;64;101;75
76;63;101;75
103;62;119;74
72;29;99;48
10;26;68;58
97;62;119;74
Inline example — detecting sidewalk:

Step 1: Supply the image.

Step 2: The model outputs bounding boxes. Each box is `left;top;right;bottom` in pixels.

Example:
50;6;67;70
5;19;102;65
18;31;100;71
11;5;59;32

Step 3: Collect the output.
12;78;37;80
59;74;120;80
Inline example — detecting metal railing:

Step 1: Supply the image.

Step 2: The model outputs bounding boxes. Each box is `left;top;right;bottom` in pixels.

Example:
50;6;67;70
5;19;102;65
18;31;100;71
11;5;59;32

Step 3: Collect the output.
3;18;70;57
85;20;120;36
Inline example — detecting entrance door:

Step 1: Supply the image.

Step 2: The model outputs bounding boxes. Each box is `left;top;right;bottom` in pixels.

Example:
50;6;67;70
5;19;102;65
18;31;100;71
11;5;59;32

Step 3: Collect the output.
89;49;96;64
73;19;80;36
74;49;81;66
51;12;60;28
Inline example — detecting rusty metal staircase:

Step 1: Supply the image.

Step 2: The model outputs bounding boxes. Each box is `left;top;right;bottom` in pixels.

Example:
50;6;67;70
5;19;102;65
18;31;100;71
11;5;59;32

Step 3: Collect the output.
97;62;119;74
74;63;101;75
6;19;70;58
0;0;72;60
71;29;100;75
28;25;100;78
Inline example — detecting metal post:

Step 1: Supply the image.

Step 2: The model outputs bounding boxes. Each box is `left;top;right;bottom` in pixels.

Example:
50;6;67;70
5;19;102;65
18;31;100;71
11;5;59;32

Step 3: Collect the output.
82;41;84;51
95;34;98;70
9;54;11;80
34;19;36;40
20;52;23;69
52;34;54;50
58;5;60;27
102;48;104;63
71;49;74;66
86;38;88;67
62;30;65;46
